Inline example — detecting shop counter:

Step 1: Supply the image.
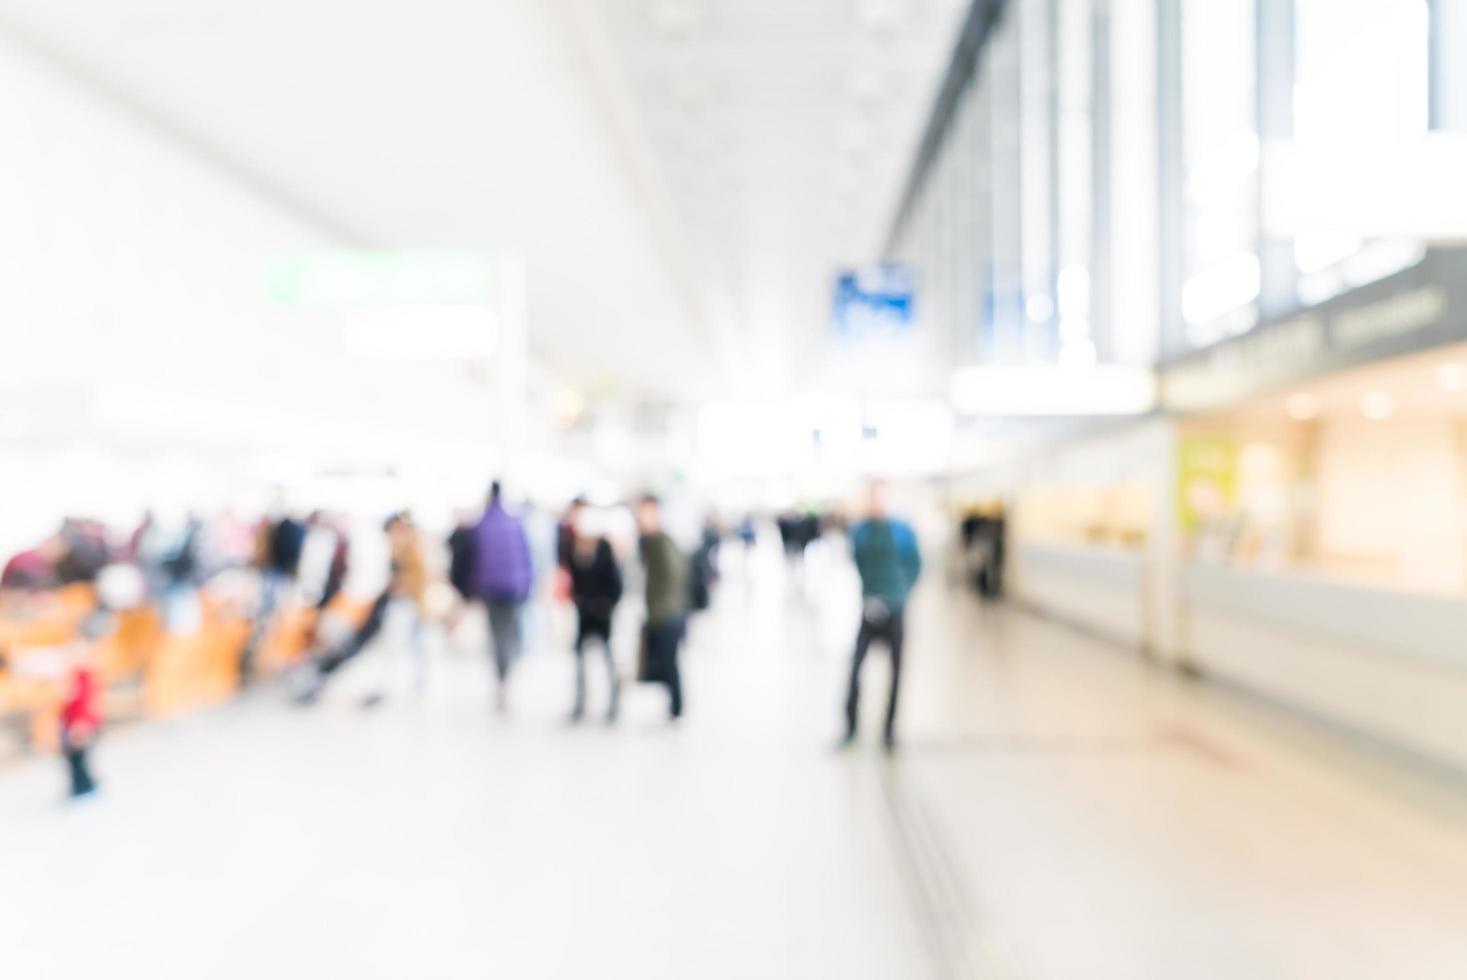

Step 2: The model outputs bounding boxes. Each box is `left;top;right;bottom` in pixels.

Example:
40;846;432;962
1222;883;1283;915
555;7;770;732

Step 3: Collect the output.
1013;541;1148;648
1184;562;1467;771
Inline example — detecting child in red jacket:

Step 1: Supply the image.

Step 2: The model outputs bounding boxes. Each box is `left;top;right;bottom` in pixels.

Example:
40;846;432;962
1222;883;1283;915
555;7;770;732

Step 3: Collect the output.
60;656;100;798
59;614;109;799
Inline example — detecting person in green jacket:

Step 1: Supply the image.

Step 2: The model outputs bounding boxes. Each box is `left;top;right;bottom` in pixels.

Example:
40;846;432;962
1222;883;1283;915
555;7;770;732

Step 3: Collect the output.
636;494;688;720
842;481;922;751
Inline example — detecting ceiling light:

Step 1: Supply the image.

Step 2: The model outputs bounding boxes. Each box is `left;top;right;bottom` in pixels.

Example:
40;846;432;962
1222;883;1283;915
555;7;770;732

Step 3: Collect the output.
1435;362;1467;392
1286;392;1320;421
1361;391;1397;421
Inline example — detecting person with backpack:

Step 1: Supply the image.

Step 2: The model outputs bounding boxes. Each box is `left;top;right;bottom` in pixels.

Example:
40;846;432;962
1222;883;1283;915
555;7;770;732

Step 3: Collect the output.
841;481;922;752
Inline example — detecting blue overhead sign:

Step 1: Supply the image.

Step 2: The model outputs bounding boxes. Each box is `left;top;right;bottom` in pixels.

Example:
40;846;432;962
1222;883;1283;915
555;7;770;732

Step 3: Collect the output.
832;265;915;341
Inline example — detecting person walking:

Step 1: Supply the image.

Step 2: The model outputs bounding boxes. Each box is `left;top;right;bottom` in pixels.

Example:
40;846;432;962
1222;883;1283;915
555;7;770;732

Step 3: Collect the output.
296;513;427;707
300;512;351;650
841;481;922;752
444;510;477;640
242;506;304;685
551;496;585;609
635;495;687;721
158;513;205;632
568;519;623;723
58;615;108;800
472;481;534;710
556;497;586;573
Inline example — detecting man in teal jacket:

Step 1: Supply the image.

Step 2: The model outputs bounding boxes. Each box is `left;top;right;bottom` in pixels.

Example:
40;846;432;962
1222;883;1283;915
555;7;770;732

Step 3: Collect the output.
843;481;922;751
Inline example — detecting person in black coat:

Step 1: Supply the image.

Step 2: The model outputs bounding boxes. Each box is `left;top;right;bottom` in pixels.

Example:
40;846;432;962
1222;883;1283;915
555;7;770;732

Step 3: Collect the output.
569;534;623;722
446;515;476;602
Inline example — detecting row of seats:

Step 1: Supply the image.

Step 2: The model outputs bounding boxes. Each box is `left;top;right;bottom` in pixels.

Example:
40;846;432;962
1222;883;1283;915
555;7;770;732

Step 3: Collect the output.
0;583;369;754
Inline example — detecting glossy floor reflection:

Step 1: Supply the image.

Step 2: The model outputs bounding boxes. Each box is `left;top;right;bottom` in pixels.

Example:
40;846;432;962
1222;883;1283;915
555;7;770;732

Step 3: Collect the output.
4;542;1467;979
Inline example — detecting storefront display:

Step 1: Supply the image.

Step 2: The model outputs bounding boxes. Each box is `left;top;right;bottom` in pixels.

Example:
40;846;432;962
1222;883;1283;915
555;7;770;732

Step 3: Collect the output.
1177;339;1467;594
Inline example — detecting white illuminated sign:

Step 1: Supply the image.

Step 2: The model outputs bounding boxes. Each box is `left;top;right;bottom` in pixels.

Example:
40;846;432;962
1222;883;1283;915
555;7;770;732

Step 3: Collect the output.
950;366;1158;417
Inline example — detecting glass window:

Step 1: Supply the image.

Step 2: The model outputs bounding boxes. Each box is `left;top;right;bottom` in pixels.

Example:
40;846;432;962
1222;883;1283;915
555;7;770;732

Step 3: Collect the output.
989;14;1024;364
970;56;996;362
1018;0;1057;363
1180;0;1259;348
1291;0;1429;305
950;79;981;363
1056;0;1096;364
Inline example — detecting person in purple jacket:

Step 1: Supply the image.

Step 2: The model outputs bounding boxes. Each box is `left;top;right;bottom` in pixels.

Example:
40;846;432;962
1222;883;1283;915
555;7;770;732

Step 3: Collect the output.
473;481;534;710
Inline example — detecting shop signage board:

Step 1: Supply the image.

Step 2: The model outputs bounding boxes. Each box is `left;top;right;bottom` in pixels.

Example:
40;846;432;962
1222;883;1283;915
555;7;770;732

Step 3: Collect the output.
1176;434;1238;532
1161;249;1467;413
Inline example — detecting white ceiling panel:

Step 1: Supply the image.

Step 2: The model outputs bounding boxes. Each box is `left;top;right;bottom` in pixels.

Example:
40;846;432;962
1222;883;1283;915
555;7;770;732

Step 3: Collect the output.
0;0;966;401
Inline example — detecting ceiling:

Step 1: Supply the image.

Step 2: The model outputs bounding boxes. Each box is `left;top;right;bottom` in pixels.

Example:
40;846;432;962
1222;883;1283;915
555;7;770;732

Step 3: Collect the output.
0;0;966;402
589;0;969;392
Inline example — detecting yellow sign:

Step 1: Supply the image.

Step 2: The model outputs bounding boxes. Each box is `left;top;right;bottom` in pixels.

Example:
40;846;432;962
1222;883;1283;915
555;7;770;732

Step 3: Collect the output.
1177;435;1237;532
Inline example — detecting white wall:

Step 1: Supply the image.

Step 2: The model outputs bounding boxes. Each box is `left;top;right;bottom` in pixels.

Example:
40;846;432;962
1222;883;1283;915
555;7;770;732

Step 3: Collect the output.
1315;418;1467;592
1184;562;1467;772
0;34;507;556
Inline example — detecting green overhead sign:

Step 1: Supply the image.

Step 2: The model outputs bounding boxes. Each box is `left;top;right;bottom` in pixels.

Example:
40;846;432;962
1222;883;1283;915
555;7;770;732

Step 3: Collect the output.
269;250;498;308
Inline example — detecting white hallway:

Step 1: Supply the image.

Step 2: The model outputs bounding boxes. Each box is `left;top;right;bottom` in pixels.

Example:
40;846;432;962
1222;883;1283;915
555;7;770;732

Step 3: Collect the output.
4;542;1467;979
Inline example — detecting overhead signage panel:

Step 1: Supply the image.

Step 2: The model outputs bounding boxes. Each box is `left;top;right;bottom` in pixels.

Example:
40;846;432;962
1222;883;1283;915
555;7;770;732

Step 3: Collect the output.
1161;249;1467;414
832;265;916;342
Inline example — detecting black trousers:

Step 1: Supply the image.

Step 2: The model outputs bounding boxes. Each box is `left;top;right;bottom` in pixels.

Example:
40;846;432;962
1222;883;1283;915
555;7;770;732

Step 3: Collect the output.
62;728;96;797
316;573;345;611
844;608;905;739
486;599;523;684
644;618;684;718
316;590;391;677
573;612;619;718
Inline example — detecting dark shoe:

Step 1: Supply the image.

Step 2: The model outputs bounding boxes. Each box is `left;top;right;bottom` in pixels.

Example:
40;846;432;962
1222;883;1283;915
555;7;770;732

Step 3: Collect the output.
359;692;385;710
882;731;897;754
568;708;585;724
835;732;857;752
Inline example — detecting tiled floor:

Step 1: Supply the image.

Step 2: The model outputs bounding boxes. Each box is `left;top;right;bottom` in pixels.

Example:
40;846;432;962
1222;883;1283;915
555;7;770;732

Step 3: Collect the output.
5;541;1467;978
